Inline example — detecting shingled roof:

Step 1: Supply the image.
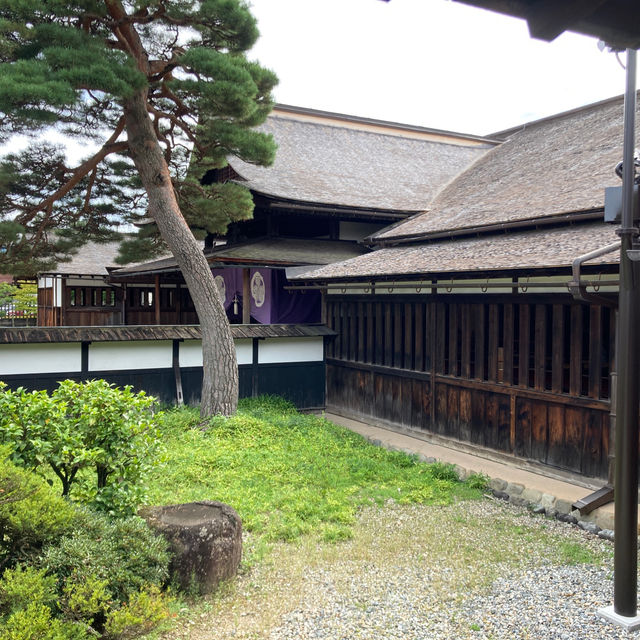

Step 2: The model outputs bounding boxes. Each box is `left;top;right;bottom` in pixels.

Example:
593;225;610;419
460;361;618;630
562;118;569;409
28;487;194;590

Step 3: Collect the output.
373;95;631;242
40;241;123;276
111;237;367;277
295;222;620;282
228;105;498;212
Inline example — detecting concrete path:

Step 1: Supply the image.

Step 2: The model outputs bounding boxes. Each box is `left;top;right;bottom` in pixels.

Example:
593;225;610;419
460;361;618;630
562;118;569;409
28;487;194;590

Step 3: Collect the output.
325;412;619;533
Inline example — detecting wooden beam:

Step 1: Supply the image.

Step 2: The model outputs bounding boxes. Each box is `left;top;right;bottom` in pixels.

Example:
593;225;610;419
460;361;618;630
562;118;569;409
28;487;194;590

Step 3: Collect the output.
525;0;608;41
154;275;161;325
242;268;251;324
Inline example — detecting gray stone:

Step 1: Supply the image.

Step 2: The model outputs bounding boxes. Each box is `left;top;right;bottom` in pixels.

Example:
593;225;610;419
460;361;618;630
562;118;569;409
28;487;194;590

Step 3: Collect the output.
545;508;558;519
554;499;574;514
489;478;507;492
598;529;615;542
510;495;527;507
540;493;556;509
493;490;509;501
531;504;546;515
420;456;437;464
556;512;578;525
141;501;242;594
522;488;543;504
505;482;525;496
454;465;468;481
578;520;601;535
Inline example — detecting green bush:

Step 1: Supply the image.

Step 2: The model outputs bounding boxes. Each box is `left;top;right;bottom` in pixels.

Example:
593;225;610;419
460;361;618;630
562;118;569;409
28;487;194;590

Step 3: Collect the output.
0;565;57;616
0;450;77;568
42;508;170;605
0;567;90;640
0;602;90;640
0;380;163;515
103;586;169;640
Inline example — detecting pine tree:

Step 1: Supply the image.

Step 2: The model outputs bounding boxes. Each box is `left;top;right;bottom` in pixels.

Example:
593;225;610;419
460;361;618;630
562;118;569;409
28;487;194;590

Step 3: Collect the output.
0;0;277;416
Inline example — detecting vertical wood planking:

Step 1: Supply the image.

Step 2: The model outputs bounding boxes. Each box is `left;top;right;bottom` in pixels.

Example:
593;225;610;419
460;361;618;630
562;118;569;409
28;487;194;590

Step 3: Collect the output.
546;404;565;467
551;304;564;393
514;398;532;458
534;304;547;391
348;301;357;361
461;304;471;379
393;303;403;368
530;403;548;464
415;303;424;371
404;302;413;370
357;301;365;362
569;305;583;396
474;304;486;380
459;388;472;442
503;303;514;385
588;305;602;399
366;301;374;364
518;303;530;387
488;304;499;382
471;390;486;446
448;303;459;376
375;301;384;365
384;303;393;367
435;303;446;374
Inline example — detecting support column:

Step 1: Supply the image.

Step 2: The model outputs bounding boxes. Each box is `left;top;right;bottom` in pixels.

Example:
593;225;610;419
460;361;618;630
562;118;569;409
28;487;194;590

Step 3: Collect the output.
242;268;251;324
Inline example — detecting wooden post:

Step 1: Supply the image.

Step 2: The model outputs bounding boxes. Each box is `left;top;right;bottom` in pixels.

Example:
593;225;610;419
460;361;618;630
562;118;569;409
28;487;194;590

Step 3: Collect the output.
154;274;161;325
242;268;251;324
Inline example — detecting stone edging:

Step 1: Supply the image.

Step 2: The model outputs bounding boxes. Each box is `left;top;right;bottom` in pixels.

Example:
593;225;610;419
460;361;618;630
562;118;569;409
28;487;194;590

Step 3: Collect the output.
365;436;617;544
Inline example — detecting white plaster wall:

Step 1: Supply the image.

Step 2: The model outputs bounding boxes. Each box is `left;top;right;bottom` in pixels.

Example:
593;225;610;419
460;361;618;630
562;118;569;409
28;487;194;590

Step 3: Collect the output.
0;343;82;375
179;339;253;367
89;340;173;371
258;337;323;364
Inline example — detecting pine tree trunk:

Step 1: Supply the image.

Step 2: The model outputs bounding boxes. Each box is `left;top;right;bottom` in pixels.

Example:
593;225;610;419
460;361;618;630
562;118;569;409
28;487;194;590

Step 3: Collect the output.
124;92;238;417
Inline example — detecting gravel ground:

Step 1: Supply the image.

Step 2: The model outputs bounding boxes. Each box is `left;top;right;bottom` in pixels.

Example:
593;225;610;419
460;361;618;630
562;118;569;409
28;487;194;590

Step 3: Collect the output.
162;497;634;640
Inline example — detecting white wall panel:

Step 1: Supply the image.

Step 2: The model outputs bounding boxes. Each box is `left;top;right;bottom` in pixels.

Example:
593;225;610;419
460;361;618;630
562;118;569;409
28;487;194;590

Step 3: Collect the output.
179;339;253;367
89;340;172;371
258;337;323;364
0;343;82;375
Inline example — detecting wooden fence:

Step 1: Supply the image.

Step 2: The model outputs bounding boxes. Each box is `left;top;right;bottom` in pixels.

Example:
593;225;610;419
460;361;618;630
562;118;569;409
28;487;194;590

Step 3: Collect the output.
325;294;614;479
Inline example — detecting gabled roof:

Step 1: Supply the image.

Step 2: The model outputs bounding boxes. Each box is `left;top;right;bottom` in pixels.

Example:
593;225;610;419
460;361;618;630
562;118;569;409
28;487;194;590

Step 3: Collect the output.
372;95;631;244
39;241;123;277
295;222;619;282
228;105;498;213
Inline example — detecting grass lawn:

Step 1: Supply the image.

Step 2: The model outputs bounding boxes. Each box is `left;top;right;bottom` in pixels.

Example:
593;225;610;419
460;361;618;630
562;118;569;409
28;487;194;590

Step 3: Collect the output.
144;397;613;640
146;396;485;545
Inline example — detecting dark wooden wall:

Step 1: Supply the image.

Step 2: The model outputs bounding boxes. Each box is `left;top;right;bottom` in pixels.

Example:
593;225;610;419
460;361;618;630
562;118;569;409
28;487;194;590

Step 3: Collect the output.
325;294;613;479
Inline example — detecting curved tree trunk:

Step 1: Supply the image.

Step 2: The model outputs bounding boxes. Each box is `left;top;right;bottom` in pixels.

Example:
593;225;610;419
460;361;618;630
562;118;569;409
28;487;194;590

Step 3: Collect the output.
124;92;238;417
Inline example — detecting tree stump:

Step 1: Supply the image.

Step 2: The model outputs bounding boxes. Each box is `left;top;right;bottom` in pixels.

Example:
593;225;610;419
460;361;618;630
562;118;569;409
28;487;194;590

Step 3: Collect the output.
140;501;242;594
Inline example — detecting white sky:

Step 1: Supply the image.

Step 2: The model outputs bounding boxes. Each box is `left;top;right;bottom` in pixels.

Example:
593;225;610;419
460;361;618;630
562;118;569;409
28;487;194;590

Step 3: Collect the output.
248;0;636;136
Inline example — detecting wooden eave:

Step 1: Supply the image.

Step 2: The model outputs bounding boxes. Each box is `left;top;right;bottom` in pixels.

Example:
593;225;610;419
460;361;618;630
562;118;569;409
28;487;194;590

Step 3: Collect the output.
369;209;605;248
0;324;336;344
453;0;640;50
252;191;420;222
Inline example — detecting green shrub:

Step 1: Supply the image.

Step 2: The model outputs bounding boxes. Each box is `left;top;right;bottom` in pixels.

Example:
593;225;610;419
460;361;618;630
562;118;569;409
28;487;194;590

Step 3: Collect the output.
42;508;170;605
0;602;90;640
0;380;163;515
103;586;169;640
0;565;57;616
428;461;460;483
0;450;77;567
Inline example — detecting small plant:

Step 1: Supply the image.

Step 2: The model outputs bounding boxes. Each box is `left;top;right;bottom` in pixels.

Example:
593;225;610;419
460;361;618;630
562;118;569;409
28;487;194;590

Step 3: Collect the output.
42;508;170;606
428;461;460;483
0;380;163;515
466;472;489;491
0;449;77;568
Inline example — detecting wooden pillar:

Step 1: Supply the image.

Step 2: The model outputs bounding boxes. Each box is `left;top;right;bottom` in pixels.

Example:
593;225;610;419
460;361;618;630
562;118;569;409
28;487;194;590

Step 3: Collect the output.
175;283;181;324
242;268;251;324
154;275;161;325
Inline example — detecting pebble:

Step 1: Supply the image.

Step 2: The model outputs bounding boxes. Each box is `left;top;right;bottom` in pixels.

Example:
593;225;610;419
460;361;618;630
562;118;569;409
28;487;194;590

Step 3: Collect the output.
167;499;637;640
